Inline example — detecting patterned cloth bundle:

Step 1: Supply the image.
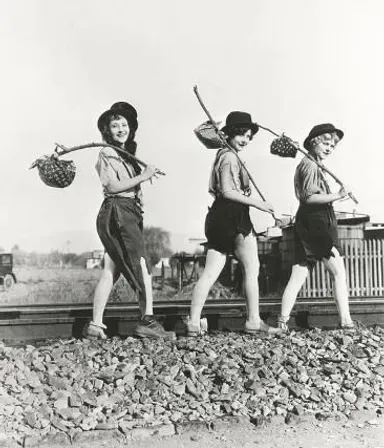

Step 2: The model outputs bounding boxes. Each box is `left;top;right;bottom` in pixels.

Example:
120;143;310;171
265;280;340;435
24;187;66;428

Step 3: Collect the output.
194;121;223;149
30;154;76;188
270;135;298;158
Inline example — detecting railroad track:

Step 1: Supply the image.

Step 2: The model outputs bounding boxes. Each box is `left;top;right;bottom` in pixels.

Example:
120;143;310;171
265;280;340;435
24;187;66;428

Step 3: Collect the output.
1;297;384;342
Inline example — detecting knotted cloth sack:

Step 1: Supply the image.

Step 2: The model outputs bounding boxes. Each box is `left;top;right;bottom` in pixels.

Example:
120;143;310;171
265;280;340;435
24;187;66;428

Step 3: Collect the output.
194;121;223;149
270;135;298;158
31;154;76;188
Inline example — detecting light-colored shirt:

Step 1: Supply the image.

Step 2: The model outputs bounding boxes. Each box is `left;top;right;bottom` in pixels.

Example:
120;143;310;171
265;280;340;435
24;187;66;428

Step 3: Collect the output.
95;147;142;202
208;149;250;198
294;156;331;203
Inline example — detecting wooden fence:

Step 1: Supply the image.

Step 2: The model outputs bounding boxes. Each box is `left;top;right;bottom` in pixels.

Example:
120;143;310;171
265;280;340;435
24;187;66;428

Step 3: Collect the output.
299;239;384;298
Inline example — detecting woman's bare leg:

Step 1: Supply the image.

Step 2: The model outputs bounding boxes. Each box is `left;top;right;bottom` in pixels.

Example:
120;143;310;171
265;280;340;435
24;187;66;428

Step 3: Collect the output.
323;248;353;326
93;253;116;326
138;257;153;316
233;233;261;325
189;249;227;325
280;264;309;321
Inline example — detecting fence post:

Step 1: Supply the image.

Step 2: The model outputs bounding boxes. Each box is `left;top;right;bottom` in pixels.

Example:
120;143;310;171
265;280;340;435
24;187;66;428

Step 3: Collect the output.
161;261;165;290
177;259;182;292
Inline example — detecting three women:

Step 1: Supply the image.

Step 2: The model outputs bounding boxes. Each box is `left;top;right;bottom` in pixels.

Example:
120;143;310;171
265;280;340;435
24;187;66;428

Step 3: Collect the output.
85;102;354;339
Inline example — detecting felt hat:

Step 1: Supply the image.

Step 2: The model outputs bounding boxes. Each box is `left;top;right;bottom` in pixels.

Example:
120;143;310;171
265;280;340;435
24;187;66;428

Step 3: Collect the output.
303;123;344;150
97;101;138;132
221;111;259;135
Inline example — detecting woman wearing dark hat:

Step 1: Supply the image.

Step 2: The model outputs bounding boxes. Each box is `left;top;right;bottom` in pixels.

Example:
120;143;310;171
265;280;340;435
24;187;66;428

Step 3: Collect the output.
277;123;354;331
84;101;174;340
186;111;280;336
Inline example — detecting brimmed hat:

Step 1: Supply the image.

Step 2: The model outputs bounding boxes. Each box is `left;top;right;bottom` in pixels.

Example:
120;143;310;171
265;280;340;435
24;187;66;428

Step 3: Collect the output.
221;111;259;135
97;101;138;132
303;123;344;150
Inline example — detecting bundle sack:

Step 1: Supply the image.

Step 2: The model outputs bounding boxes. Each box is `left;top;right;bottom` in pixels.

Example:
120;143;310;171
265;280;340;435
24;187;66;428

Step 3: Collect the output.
270;135;298;158
194;121;223;149
30;155;76;188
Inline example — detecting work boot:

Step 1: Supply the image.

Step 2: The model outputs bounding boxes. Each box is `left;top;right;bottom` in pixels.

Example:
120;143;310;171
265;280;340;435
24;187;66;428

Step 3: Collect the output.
134;315;176;340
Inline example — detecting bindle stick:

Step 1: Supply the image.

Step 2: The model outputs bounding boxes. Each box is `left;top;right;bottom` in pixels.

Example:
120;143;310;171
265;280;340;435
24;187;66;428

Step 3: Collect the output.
257;125;358;205
53;142;166;176
193;86;268;203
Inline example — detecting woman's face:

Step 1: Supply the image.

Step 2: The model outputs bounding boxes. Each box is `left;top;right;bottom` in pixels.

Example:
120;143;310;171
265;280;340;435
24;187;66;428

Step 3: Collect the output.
109;116;130;146
311;135;336;161
228;129;253;152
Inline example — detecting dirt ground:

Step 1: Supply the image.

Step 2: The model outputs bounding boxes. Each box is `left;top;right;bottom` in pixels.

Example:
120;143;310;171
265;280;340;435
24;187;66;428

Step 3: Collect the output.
36;409;384;448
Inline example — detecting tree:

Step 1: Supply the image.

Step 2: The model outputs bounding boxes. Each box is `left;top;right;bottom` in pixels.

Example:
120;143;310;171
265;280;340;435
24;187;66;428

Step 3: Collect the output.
143;226;172;268
11;244;27;266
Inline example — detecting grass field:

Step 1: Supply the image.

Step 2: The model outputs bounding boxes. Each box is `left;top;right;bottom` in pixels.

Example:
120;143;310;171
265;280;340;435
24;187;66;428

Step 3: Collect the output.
0;266;201;306
0;265;242;306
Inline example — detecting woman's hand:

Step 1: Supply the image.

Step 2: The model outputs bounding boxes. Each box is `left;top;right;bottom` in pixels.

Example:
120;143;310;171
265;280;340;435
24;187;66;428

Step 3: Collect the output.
337;185;352;200
251;198;274;214
141;165;159;182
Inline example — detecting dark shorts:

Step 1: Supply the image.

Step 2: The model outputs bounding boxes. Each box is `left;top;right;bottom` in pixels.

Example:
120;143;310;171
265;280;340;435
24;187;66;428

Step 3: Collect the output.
294;203;340;269
204;197;255;255
96;197;147;293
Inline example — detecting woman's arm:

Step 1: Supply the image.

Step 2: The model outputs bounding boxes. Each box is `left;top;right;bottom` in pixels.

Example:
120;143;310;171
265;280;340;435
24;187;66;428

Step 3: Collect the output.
306;186;351;205
222;190;274;214
104;165;157;194
219;153;274;214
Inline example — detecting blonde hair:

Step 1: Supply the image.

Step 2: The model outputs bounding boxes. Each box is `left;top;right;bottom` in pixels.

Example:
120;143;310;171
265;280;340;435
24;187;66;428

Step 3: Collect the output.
308;132;340;150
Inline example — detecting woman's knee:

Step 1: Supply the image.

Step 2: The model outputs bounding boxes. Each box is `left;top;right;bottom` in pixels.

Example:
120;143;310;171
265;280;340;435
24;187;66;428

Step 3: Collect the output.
99;268;115;286
287;264;309;285
241;260;260;277
140;257;150;275
324;253;346;281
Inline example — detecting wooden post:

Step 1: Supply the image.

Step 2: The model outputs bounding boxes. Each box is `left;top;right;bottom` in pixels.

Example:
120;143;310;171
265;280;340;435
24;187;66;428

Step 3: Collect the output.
177;258;182;292
161;261;165;290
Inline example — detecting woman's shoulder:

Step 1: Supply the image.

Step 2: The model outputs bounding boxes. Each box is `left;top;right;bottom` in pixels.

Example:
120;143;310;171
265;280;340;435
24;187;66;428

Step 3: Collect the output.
296;156;318;173
98;146;122;163
217;150;238;165
99;146;117;157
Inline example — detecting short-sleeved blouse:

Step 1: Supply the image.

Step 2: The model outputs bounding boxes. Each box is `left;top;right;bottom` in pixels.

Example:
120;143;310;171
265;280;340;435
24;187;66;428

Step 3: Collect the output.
294;157;331;203
95;147;142;202
208;149;250;198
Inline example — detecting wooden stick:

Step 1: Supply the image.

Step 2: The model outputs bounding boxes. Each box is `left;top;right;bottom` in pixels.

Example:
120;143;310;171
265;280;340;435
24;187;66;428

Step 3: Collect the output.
258;125;358;204
53;142;165;176
193;86;270;205
193;86;295;225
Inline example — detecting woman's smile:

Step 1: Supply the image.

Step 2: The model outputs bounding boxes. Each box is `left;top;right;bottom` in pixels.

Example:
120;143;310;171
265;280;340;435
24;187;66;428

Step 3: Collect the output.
109;117;130;145
229;129;252;152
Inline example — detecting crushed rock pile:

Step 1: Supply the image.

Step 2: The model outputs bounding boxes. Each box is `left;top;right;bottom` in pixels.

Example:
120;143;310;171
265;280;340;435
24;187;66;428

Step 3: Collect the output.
0;327;384;446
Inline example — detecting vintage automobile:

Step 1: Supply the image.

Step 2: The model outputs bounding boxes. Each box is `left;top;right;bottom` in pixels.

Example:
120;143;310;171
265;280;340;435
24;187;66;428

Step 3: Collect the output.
0;253;17;290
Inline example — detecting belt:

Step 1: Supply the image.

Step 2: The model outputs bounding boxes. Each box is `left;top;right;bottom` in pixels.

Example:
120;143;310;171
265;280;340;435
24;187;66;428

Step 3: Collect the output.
104;192;137;199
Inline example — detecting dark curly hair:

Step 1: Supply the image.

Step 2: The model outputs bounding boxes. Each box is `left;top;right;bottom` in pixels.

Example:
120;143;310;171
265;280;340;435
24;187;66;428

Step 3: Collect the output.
100;113;141;174
224;126;255;141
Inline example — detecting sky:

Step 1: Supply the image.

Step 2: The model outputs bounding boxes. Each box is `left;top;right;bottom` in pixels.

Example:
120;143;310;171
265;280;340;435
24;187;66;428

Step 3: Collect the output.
1;0;383;253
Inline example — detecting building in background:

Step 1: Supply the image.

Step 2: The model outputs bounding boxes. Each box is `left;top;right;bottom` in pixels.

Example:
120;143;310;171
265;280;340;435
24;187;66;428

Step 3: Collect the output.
86;250;104;269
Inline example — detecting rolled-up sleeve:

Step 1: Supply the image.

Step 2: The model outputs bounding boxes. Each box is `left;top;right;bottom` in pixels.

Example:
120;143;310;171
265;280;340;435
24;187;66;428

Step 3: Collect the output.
295;159;322;202
95;149;122;192
218;153;241;194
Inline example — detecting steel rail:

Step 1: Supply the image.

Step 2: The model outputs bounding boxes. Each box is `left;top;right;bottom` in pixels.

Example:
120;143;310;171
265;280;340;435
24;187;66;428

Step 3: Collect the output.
1;298;383;342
